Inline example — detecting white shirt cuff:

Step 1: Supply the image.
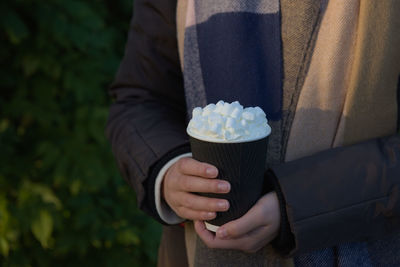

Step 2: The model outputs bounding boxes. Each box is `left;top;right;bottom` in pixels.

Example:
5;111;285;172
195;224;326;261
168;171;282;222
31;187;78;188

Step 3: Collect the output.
155;153;192;224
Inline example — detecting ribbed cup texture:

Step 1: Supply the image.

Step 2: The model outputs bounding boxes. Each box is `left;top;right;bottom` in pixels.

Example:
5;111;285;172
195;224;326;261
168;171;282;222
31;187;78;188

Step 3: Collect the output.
189;136;268;226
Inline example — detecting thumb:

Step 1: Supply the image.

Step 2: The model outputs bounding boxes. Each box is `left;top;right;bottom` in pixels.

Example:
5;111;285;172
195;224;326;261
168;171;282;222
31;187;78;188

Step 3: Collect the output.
216;198;266;239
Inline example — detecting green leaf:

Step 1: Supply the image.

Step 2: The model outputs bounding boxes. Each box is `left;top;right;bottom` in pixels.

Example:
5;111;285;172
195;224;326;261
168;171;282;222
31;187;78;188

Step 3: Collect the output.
0;119;10;133
116;229;140;246
1;8;29;44
31;210;53;248
21;181;62;209
21;55;40;76
70;179;81;195
0;194;11;238
0;236;9;257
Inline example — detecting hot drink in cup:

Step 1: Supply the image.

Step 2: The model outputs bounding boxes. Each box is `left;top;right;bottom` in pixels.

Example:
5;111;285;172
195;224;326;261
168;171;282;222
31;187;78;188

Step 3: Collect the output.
187;100;271;232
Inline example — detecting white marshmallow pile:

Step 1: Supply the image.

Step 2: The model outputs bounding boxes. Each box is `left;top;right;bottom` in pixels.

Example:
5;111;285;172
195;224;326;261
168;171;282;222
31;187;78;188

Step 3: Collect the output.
187;100;271;142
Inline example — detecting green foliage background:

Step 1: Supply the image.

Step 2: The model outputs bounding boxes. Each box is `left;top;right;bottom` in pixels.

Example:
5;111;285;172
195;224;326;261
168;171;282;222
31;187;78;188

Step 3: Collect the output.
0;0;162;266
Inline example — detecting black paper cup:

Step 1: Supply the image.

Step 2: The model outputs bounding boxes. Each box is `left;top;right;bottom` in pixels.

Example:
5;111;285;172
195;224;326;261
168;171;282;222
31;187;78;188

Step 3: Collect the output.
188;131;269;232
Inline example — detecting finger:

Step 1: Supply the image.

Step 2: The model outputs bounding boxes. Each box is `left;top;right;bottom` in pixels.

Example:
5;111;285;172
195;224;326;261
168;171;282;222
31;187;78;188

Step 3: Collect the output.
180;192;229;212
195;221;271;253
247;224;278;244
194;221;243;250
194;220;216;245
216;200;266;239
178;207;217;221
177;157;218;178
179;175;230;194
238;226;273;253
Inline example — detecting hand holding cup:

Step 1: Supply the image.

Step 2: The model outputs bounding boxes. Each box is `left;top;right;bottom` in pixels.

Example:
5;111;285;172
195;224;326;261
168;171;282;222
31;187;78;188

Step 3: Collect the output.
162;157;231;221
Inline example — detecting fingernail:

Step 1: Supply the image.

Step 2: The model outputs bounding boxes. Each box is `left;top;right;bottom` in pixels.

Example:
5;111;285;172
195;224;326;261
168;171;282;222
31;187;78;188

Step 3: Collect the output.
218;201;228;210
206;167;217;176
218;182;230;192
217;228;227;239
207;212;215;219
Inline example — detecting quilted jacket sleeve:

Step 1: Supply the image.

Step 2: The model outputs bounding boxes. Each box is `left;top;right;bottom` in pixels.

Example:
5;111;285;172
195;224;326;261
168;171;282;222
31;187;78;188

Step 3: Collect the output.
268;134;400;256
105;0;190;224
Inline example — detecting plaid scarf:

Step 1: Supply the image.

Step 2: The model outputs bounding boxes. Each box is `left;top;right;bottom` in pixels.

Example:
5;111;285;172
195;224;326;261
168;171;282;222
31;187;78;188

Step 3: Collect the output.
179;0;400;266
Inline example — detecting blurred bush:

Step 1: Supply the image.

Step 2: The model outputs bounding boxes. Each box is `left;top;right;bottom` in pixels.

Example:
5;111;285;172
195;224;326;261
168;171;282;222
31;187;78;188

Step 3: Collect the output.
0;0;162;266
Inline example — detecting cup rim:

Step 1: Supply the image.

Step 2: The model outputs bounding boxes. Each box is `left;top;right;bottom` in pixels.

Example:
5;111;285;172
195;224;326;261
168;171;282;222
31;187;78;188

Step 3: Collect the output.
186;126;271;143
